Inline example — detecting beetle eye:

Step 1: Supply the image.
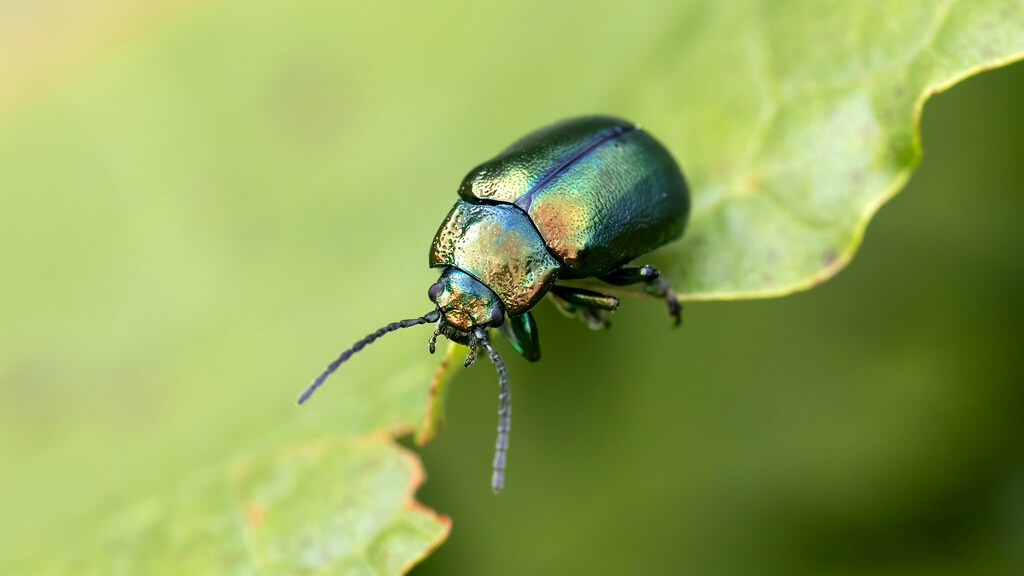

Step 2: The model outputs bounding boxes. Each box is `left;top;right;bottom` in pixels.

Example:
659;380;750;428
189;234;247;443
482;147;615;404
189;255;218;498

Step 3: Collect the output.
489;306;505;327
427;280;444;300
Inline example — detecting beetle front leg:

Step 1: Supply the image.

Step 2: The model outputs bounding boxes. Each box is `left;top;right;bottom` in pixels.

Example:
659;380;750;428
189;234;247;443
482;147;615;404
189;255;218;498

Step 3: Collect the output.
600;265;682;326
464;330;480;367
499;312;542;362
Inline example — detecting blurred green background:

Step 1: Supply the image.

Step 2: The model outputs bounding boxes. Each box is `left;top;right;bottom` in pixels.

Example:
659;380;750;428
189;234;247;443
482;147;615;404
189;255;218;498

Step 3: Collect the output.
1;1;1022;575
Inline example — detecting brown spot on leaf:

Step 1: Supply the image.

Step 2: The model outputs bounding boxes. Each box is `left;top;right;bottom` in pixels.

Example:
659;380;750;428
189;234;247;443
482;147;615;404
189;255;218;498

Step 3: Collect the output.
246;504;265;528
812;249;847;287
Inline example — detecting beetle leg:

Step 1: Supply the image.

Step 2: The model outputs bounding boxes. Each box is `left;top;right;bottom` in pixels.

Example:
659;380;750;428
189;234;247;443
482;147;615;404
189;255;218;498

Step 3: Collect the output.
428;320;443;354
654;276;683;326
580;307;609;330
499;311;541;362
464;331;479;367
547;286;617;330
551;285;620;311
600;265;682;326
548;291;589;324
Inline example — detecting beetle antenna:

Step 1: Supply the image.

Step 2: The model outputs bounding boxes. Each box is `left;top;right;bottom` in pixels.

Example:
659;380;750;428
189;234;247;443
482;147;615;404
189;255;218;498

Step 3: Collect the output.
476;328;510;493
298;308;442;405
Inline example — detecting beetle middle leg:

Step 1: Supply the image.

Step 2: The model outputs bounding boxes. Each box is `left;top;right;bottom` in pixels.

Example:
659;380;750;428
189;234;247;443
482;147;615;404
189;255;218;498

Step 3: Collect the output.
548;285;620;330
600;265;682;326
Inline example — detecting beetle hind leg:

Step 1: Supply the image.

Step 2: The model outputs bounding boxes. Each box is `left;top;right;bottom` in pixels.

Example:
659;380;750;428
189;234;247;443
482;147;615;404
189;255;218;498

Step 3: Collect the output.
600;265;682;326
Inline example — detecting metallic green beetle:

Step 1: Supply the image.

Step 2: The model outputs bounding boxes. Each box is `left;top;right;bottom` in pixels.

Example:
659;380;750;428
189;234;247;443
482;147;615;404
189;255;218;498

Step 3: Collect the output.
299;116;690;493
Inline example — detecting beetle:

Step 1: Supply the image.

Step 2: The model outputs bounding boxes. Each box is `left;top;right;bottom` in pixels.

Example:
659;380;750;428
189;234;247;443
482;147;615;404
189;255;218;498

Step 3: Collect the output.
299;116;690;493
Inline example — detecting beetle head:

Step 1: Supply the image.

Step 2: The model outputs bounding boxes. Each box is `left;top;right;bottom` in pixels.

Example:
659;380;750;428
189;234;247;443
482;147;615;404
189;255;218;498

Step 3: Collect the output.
299;266;512;494
427;267;505;342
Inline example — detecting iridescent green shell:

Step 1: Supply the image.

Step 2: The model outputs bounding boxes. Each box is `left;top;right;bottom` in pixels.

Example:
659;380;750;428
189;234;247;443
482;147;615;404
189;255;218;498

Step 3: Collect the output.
458;116;689;277
458;117;636;205
430;115;689;318
429;201;560;314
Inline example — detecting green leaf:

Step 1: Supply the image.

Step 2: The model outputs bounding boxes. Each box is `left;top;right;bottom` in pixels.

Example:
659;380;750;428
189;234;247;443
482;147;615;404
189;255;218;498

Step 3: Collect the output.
629;0;1024;299
19;438;449;575
0;1;1021;574
232;438;450;575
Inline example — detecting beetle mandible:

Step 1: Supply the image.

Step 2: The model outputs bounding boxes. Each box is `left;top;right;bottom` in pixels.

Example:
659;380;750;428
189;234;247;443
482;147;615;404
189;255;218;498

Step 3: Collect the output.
299;116;690;493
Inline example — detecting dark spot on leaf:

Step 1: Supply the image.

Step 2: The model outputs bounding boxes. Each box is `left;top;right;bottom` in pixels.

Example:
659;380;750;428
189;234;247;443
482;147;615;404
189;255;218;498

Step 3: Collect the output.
823;250;838;266
850;169;865;185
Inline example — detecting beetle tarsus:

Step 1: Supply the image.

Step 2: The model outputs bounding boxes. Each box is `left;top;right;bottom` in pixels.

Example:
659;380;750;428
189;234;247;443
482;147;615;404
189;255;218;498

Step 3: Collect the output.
651;276;682;327
654;277;682;326
600;264;682;326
